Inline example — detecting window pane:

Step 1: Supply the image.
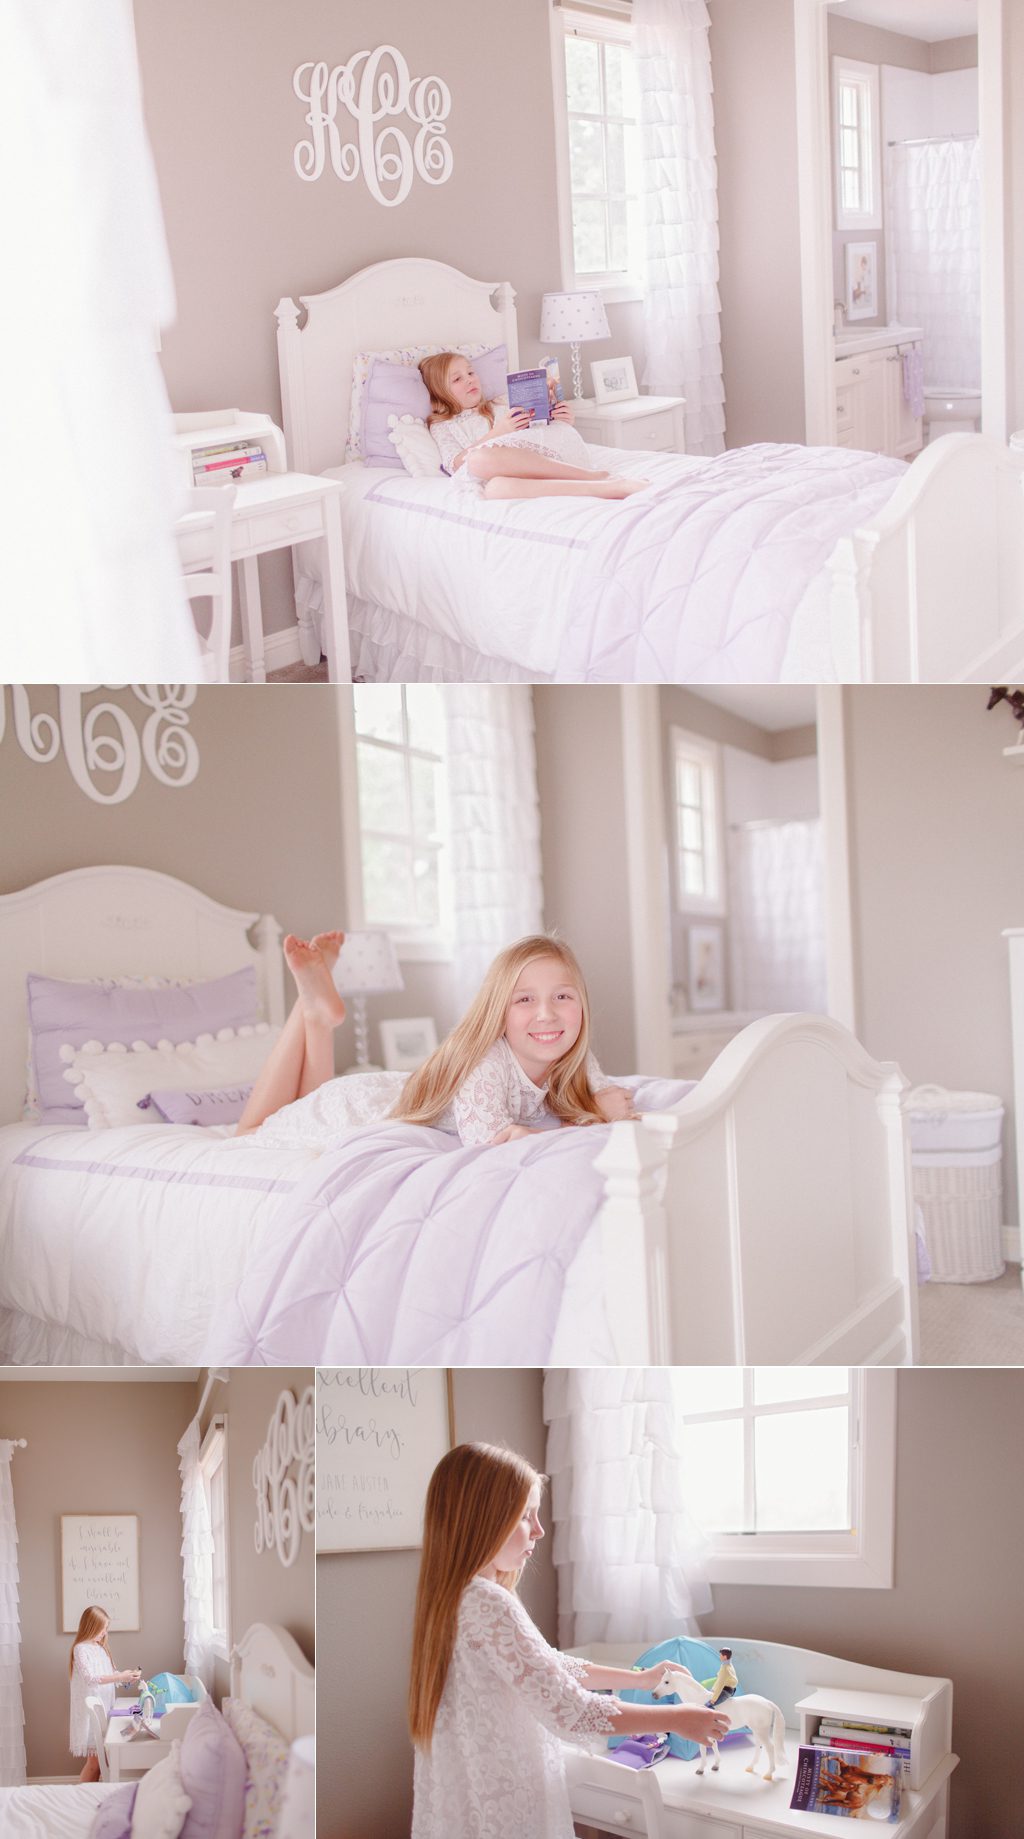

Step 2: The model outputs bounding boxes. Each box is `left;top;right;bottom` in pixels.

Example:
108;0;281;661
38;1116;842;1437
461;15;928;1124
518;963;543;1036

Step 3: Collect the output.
414;853;441;926
841;125;860;169
606;121;626;195
605;41;626;116
841;169;861;212
354;685;404;744
405;684;445;756
681;849;705;896
363;839;415;925
573;198;608;275
839;84;859;128
608;199;629;272
754;1368;849;1405
570;117;606;196
565;34;601;113
754;1406;850;1530
681;807;703;851
410;756;441;840
677;761;701;806
682;1417;745;1531
357;743;408;835
673;1368;744;1416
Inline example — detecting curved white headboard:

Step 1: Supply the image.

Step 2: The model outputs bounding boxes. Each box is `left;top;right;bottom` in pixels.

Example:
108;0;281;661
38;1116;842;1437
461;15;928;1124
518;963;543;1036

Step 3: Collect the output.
275;255;520;476
0;865;285;1125
230;1622;315;1742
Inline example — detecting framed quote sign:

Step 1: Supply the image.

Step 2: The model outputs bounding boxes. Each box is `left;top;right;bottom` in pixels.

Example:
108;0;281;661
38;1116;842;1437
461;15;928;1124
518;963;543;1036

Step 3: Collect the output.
315;1368;453;1553
61;1514;140;1632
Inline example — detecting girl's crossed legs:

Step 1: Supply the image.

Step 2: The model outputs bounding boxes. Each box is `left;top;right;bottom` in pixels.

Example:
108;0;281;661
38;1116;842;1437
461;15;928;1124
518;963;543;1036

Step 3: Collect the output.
236;931;346;1135
466;445;648;501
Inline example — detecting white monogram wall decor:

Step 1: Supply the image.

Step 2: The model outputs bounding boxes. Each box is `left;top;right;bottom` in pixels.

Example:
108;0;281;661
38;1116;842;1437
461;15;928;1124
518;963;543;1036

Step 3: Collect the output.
254;1385;315;1569
0;685;199;805
293;46;453;205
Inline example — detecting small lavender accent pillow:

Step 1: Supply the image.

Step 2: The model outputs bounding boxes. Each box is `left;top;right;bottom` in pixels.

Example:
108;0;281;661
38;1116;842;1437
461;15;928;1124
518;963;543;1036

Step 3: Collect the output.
142;1085;255;1127
27;968;260;1126
178;1698;247;1839
88;1780;138;1838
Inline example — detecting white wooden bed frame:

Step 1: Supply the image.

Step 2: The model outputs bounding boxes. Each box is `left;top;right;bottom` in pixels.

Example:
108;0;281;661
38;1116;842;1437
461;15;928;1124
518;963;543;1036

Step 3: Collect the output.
275;255;1024;685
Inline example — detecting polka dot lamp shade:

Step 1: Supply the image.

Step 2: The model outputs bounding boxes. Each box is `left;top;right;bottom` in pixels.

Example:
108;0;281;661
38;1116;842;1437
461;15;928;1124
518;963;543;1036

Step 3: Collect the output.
332;931;404;996
539;291;612;345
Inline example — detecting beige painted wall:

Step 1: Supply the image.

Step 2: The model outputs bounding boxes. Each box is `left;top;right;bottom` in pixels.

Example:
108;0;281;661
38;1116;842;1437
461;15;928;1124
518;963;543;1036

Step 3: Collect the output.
844;685;1024;1223
1008;0;1024;430
315;1367;555;1839
1;1379;195;1778
198;1368;316;1702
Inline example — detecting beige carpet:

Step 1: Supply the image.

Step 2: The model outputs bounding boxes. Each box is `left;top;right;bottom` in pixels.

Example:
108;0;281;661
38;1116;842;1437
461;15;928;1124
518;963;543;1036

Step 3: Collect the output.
918;1267;1024;1365
268;659;328;682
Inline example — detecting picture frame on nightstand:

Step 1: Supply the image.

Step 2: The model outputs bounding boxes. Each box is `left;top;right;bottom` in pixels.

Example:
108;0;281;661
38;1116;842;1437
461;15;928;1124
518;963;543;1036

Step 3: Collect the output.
590;356;639;404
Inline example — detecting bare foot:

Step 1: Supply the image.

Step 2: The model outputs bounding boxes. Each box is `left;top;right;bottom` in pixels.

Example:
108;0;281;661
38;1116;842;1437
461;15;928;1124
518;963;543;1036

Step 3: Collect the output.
283;934;347;1027
311;929;345;970
600;477;649;498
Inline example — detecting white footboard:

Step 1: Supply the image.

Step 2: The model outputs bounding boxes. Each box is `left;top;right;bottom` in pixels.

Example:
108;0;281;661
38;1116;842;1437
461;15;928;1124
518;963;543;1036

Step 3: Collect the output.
828;433;1024;683
595;1014;918;1366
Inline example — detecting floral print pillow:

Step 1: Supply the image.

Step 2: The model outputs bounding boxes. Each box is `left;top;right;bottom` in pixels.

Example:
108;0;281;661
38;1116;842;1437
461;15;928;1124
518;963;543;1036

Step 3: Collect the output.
221;1696;291;1839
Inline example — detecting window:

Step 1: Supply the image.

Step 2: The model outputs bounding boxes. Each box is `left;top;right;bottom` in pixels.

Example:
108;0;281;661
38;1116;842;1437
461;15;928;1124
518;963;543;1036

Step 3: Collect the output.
671;727;724;915
833;58;881;231
340;686;454;962
672;1368;896;1588
199;1419;230;1658
551;6;644;301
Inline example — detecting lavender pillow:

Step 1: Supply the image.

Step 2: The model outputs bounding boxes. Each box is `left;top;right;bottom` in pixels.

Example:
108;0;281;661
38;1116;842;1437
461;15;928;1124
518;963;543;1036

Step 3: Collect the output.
360;344;509;467
472;343;509;403
27;968;260;1126
89;1780;138;1838
179;1698;247;1839
142;1085;254;1127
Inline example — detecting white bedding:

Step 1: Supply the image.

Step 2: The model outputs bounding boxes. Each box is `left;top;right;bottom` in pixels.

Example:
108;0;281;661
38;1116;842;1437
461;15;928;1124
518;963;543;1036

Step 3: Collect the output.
0;1782;116;1836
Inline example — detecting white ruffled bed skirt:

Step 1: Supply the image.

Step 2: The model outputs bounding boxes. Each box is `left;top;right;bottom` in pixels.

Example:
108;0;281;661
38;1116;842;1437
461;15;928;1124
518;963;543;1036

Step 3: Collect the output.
346;594;543;684
0;1306;135;1367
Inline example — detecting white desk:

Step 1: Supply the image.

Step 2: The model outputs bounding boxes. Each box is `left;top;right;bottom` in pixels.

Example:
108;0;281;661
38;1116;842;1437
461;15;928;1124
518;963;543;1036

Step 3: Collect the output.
105;1699;171;1782
176;472;349;682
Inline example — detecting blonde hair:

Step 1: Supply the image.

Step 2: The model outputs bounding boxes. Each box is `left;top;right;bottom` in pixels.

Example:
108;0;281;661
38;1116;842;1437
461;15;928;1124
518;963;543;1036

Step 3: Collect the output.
419;351;496;429
391;935;604;1127
408;1444;543;1746
69;1605;111;1680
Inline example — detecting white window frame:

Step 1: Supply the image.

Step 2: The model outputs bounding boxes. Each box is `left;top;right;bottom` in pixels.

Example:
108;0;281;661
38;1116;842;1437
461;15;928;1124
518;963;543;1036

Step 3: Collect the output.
671;726;726;918
199;1417;231;1661
678;1369;896;1590
833;57;882;232
338;691;455;965
550;2;644;305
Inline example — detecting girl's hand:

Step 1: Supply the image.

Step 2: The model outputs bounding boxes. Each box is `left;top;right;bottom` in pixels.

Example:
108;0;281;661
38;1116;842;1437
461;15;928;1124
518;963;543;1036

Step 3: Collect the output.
490;1123;532;1144
594;1085;640;1122
491;407;533;437
550;400;575;424
673;1706;731;1746
633;1664;673;1690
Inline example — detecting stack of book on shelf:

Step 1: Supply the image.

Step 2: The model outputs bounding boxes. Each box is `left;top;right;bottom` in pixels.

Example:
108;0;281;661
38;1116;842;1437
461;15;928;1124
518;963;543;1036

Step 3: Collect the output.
810;1715;912;1777
191;439;269;485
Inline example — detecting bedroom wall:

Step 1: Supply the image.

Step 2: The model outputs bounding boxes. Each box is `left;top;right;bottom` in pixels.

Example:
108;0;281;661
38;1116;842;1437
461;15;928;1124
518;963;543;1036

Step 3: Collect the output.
0;1378;195;1779
703;1367;1024;1839
315;1366;555;1839
1008;0;1024;432
844;684;1024;1226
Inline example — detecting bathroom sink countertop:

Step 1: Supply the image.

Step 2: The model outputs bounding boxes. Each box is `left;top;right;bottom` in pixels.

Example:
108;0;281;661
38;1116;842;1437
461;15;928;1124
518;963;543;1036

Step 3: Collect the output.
834;323;923;359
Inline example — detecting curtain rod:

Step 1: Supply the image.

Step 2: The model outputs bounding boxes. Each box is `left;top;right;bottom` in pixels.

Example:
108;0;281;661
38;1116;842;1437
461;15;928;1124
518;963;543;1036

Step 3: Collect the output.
4;1439;28;1449
888;132;978;146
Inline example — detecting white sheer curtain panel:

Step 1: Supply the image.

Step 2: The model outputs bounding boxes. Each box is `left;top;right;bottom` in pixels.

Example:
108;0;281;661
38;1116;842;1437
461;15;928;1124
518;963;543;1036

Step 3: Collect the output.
633;0;725;455
727;818;827;1014
445;687;544;1009
885;137;981;390
544;1369;713;1649
177;1420;216;1691
0;1;201;680
0;1443;26;1786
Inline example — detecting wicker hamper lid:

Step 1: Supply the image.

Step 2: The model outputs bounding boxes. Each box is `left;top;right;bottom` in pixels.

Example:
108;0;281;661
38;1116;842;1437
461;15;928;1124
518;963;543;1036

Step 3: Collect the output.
906;1083;1003;1115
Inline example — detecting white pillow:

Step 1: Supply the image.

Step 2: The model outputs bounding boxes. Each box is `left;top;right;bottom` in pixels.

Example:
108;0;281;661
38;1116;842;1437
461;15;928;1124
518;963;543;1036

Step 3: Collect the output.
347;340;492;460
60;1024;280;1129
131;1742;192;1839
221;1696;291;1839
387;414;443;478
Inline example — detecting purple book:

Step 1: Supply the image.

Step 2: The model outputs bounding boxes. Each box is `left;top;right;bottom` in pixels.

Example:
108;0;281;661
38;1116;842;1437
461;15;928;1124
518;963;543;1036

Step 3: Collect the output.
506;359;564;425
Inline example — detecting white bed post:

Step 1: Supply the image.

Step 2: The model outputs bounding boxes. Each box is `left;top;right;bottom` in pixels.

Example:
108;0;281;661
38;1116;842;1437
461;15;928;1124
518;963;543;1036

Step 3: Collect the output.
592;1117;674;1364
253;912;285;1026
882;1076;919;1365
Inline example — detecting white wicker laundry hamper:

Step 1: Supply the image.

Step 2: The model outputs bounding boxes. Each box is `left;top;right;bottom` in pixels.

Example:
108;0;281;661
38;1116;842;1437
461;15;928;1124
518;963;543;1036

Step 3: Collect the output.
907;1085;1005;1283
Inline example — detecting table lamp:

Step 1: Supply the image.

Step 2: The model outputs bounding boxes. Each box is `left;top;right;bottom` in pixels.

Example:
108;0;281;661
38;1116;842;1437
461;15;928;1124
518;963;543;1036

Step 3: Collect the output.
277;1734;315;1839
539;290;612;402
332;930;404;1071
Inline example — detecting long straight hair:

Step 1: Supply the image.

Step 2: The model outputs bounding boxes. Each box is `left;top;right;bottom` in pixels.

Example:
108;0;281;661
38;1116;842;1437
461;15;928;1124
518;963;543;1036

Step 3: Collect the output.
408;1444;543;1746
391;936;605;1127
69;1605;111;1679
419;351;496;428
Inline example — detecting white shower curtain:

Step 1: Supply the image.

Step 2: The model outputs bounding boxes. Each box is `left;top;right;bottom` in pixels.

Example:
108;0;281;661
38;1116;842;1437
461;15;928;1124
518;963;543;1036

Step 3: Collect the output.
885;137;981;390
445;687;544;1010
0;1443;26;1787
177;1420;216;1691
543;1369;713;1649
633;0;724;456
727;818;827;1015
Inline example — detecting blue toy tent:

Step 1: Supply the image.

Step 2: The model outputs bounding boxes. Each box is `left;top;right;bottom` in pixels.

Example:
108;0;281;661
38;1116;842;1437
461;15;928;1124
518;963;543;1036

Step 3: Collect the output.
611;1636;745;1762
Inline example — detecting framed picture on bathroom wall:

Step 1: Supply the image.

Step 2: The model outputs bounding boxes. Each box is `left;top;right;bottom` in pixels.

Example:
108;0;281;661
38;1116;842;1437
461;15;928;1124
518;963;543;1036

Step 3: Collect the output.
61;1514;140;1632
316;1367;455;1554
688;925;725;1012
845;240;878;320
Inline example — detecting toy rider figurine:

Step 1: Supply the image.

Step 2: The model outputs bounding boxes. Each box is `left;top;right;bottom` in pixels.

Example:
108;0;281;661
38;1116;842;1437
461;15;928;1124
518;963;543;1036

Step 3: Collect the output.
708;1649;738;1708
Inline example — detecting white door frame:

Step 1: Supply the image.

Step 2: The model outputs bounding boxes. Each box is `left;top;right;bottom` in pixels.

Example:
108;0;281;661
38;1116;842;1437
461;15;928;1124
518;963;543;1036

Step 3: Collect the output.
816;686;858;1034
795;0;1007;447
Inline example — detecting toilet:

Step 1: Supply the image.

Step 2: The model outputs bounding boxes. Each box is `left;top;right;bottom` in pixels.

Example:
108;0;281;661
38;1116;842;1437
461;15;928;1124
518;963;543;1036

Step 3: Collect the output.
923;386;982;442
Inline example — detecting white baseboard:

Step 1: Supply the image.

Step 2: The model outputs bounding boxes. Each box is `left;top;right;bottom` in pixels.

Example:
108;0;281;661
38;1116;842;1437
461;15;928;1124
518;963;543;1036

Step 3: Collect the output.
28;1774;78;1783
1002;1223;1021;1264
228;625;306;682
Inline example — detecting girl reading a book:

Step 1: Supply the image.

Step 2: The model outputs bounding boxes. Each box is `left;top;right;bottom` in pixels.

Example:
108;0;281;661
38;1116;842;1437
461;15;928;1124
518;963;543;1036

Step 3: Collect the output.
69;1605;142;1782
236;932;640;1149
419;352;647;500
408;1443;729;1839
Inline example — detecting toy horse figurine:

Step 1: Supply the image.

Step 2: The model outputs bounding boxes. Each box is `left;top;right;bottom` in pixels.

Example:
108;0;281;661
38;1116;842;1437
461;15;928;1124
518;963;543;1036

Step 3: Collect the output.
651;1663;787;1782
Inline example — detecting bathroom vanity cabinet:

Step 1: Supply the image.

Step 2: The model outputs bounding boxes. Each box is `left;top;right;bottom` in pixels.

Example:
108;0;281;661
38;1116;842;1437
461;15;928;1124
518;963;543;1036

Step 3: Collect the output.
834;326;923;459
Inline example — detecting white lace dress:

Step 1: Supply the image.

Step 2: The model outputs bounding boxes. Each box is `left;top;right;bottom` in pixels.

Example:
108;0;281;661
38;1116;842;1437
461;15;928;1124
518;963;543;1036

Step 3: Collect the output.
428;403;598;494
245;1038;607;1152
412;1576;622;1839
69;1642;116;1756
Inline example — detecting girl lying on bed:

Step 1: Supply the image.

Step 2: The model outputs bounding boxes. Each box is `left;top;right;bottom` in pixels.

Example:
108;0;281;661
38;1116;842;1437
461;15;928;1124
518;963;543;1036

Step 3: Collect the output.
236;932;639;1150
419;351;648;501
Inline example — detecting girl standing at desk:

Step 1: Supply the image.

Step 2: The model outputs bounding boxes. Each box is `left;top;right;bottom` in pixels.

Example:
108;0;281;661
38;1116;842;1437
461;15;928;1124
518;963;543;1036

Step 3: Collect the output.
69;1604;141;1782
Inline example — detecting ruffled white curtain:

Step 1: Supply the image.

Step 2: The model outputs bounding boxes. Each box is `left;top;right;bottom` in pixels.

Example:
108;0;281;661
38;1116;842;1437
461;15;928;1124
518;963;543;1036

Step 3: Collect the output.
445;687;544;1009
0;1;200;680
885;137;981;390
727;818;827;1015
634;0;724;455
0;1444;26;1786
177;1420;216;1691
544;1369;713;1649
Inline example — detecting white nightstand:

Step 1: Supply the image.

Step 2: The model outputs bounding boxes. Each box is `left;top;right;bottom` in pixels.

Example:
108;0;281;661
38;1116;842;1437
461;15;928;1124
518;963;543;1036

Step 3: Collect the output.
571;394;687;454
